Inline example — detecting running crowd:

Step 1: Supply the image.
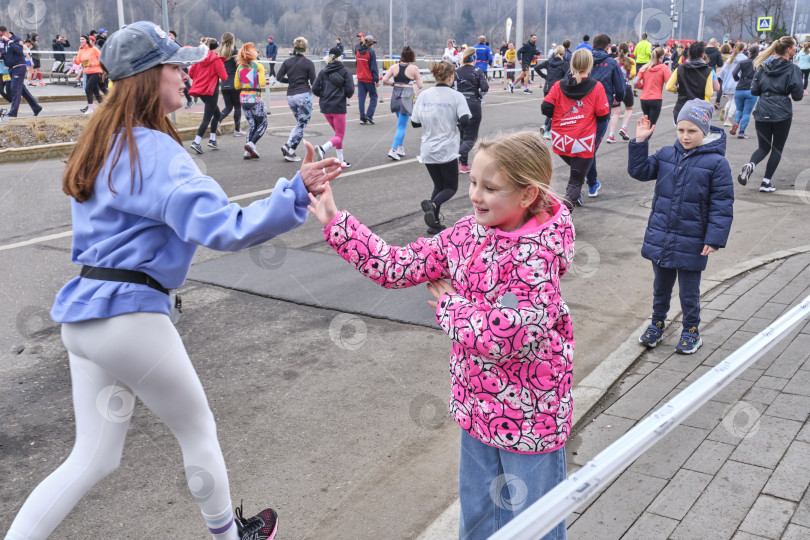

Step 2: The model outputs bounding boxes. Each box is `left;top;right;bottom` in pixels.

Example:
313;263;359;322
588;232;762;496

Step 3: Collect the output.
1;19;808;540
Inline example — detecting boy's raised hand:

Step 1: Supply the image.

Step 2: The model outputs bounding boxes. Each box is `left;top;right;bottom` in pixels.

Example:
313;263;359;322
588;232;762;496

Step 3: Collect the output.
636;115;655;142
307;183;339;227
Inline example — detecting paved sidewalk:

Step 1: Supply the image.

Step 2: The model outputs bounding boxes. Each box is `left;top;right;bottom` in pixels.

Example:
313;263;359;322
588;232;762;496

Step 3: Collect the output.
567;251;810;539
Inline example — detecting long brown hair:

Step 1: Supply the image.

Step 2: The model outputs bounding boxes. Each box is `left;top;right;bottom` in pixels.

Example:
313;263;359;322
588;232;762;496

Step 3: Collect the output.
726;42;745;65
63;66;181;202
755;36;796;69
617;43;634;73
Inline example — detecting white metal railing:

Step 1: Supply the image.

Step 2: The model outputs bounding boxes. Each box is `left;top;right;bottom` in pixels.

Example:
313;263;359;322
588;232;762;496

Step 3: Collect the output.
490;293;810;540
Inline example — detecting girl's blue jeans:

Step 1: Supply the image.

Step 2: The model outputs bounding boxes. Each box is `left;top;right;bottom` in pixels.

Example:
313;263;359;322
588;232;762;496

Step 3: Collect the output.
458;430;567;540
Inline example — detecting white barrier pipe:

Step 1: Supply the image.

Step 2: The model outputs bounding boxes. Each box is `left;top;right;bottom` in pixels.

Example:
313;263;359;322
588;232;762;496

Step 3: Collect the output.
490;293;810;540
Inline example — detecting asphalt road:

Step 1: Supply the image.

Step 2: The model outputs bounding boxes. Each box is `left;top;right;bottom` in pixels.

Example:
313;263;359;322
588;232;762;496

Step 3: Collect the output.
1;84;809;539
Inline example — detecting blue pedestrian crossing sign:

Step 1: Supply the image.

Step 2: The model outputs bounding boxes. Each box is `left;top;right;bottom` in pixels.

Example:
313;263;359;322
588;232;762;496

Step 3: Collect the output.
757;17;773;31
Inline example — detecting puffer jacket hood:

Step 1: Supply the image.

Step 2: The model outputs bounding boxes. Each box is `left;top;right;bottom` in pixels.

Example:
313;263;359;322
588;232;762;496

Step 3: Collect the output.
628;126;734;271
751;57;804;122
324;198;577;454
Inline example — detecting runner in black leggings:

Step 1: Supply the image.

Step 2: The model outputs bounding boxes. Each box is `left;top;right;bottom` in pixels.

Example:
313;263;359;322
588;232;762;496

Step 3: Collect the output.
737;36;803;193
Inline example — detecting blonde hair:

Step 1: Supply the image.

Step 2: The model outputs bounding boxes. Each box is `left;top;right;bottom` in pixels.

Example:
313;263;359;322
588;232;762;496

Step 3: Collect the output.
219;32;235;59
554;45;565;59
803;42;810;54
293;36;308;52
461;46;476;64
570;48;593;83
755;36;796;69
237;42;258;66
474;132;556;217
326;50;343;64
428;60;455;82
726;42;745;65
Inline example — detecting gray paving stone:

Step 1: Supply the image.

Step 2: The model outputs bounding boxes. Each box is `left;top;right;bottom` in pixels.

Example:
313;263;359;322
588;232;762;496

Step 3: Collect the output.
703;282;732;303
725;330;762;352
796;422;810;443
770;284;809;305
751;325;805;371
604;368;685;421
670;460;772;540
723;266;776;297
642;343;678;364
567;471;667;540
647;468;713;520
700;308;723;326
739;317;776;334
661;350;708;373
682;365;713;384
630;425;708;480
703;346;738;367
621;511;679;540
568;414;637;467
763;440;810;502
730;532;770;540
742;386;780;405
682;439;736;475
737;367;766;383
792;488;810;528
764;393;810;422
782;523;810;540
729;415;804;469
713;378;756;404
764;334;810;379
681;399;728;431
706;401;768;445
723;293;777;322
738;494;796;539
754;375;790;391
755;301;791;321
705;293;739;312
631;360;659;376
706;318;747;347
783;370;810;397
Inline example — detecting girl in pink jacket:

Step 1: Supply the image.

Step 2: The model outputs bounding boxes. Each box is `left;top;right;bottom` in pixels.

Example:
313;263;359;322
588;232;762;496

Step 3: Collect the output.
308;131;575;539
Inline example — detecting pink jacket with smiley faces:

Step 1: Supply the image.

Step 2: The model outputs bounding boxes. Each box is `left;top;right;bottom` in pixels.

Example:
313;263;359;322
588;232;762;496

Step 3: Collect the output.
323;197;575;454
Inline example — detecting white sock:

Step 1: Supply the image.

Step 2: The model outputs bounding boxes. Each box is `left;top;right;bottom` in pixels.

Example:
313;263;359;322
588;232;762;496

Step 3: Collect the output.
621;125;627;130
194;135;202;144
763;178;771;184
209;133;216;141
322;141;333;151
204;506;238;540
336;148;344;162
609;132;614;137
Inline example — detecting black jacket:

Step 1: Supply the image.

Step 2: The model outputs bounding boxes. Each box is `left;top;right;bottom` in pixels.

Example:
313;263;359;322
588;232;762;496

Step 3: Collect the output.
674;61;713;107
704;46;723;70
751;57;804;122
277;54;316;96
517;40;539;64
221;57;237;90
312;61;354;114
732;55;755;91
454;64;488;101
535;57;570;94
52;38;69;62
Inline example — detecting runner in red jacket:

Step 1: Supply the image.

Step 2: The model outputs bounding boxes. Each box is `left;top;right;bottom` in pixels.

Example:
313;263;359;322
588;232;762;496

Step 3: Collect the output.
188;39;227;153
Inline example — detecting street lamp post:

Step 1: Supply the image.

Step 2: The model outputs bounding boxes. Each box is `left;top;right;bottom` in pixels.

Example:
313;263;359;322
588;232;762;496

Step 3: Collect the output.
516;0;524;56
117;0;125;29
544;0;548;56
790;0;799;36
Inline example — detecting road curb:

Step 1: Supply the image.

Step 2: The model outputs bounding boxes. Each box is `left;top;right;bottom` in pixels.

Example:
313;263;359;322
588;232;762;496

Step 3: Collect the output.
0;121;236;164
417;243;810;540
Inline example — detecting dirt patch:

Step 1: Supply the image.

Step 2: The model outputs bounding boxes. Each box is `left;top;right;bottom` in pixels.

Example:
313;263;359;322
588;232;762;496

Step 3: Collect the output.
0;114;216;149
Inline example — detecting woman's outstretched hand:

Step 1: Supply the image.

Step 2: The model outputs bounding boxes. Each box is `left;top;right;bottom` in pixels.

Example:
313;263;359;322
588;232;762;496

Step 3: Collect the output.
635;115;655;142
300;141;345;194
307;183;339;227
427;279;457;308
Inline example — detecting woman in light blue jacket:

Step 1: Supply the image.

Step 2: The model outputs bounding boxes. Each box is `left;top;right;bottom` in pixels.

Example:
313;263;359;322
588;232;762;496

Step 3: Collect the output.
798;42;810;93
4;22;343;540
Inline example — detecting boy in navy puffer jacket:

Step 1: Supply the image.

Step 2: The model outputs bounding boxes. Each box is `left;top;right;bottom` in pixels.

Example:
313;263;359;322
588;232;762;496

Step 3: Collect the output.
628;98;734;354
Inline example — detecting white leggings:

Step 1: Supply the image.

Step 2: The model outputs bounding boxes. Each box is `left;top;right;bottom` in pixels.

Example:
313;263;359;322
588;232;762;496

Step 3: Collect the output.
5;312;238;540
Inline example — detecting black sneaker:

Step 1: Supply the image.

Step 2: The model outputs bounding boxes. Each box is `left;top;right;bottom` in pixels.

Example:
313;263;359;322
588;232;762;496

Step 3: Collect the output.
366;117;375;125
421;199;439;228
359;117;368;125
235;504;278;540
80;106;88;113
280;144;290;158
207;140;219;150
190;141;204;154
427;223;447;235
316;145;326;160
759;180;776;193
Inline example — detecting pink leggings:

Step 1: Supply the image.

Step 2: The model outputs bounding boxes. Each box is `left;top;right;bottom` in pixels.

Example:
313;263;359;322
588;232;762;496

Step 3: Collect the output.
324;113;346;149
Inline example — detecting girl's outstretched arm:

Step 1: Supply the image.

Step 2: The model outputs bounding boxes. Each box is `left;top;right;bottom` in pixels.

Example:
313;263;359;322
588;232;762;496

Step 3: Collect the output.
319;208;451;289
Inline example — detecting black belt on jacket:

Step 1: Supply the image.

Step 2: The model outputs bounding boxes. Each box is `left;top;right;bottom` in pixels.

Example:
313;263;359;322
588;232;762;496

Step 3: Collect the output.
80;266;169;295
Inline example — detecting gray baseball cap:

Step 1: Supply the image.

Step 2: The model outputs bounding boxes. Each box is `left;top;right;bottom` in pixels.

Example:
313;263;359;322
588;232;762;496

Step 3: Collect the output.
99;21;206;81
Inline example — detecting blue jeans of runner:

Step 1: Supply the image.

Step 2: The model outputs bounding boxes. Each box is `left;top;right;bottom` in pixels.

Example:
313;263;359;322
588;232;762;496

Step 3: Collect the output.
652;262;702;331
733;89;758;134
8;65;41;117
458;430;567;540
357;81;378;120
286;93;312;151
